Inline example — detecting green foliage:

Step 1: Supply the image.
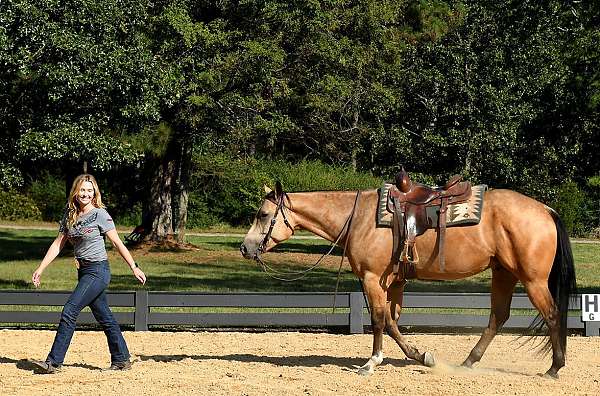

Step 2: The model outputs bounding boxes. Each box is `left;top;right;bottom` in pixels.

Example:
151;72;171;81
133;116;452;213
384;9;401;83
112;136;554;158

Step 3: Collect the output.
190;154;271;226
583;176;600;237
588;176;600;188
390;1;586;193
0;190;42;221
17;120;142;171
111;202;142;227
1;0;599;234
259;159;382;192
551;181;587;236
0;164;24;190
189;155;384;226
126;123;174;158
186;192;221;229
1;0;149;173
27;172;65;222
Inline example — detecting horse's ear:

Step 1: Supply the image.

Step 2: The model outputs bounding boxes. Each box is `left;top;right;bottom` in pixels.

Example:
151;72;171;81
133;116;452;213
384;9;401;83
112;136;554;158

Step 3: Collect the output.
263;185;273;194
274;181;283;198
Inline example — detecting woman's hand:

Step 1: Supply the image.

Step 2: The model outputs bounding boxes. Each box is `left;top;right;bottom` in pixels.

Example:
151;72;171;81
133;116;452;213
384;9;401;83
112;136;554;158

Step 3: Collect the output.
32;233;66;288
105;229;147;285
32;268;43;288
133;267;146;285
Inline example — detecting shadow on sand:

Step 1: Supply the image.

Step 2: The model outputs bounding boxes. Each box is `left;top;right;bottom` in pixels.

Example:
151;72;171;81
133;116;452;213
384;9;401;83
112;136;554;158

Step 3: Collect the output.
137;352;418;371
0;356;102;373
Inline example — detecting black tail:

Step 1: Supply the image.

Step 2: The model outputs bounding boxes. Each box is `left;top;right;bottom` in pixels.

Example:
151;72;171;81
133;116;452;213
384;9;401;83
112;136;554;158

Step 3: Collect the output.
523;210;577;353
547;210;578;352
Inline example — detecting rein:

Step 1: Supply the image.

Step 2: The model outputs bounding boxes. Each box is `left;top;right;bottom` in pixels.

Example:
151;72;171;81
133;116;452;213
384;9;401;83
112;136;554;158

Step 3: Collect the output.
253;191;361;283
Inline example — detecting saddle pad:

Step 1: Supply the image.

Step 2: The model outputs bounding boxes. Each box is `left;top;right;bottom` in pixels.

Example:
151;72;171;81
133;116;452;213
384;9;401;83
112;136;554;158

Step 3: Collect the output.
376;183;488;228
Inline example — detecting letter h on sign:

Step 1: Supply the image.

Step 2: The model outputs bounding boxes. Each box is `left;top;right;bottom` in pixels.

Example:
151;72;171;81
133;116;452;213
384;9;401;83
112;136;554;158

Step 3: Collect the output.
582;294;600;322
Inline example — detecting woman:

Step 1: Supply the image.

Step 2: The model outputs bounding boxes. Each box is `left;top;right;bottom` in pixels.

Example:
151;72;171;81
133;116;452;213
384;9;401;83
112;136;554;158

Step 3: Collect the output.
31;174;146;373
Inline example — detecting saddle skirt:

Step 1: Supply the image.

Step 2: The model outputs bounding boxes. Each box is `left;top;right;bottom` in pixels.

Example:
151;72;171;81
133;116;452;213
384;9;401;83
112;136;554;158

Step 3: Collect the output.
377;183;488;229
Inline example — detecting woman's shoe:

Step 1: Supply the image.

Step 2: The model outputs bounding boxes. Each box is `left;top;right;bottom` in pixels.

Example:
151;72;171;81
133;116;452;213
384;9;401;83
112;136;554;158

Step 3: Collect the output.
104;360;132;371
30;359;61;374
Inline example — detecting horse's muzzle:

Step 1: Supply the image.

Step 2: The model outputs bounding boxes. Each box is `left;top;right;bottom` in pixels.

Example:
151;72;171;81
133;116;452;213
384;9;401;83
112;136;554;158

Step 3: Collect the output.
240;243;249;258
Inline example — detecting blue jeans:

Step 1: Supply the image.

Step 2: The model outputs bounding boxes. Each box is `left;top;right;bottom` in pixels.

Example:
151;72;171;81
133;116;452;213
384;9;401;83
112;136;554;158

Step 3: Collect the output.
47;260;130;365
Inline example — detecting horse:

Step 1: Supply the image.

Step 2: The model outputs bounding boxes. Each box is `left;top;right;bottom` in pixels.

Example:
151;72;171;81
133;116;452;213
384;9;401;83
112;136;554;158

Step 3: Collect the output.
240;181;576;378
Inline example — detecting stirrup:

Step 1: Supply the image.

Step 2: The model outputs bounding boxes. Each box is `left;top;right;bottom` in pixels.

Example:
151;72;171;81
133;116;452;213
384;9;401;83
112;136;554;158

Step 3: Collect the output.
400;242;419;265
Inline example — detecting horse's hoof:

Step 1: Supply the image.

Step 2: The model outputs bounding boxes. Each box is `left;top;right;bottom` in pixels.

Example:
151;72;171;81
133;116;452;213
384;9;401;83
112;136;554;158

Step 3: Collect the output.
357;366;373;376
541;371;559;380
423;352;435;367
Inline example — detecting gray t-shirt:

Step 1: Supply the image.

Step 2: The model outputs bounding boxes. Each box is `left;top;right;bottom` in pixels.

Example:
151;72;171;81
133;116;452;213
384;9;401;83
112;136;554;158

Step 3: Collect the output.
59;207;115;262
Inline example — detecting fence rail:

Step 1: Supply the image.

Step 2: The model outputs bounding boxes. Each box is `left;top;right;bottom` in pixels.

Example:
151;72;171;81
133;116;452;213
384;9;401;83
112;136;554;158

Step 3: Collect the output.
0;291;598;336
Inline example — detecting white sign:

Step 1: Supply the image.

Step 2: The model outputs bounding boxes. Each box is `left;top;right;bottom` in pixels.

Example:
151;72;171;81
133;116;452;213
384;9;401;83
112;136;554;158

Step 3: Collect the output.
581;294;600;322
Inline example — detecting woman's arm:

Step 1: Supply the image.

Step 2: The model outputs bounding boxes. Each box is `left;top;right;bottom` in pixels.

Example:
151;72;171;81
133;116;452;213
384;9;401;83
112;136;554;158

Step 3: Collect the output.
105;229;146;285
32;233;68;287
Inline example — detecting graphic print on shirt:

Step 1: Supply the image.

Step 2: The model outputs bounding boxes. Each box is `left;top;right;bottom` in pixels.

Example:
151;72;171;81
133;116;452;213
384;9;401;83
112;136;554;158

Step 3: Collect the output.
68;212;99;239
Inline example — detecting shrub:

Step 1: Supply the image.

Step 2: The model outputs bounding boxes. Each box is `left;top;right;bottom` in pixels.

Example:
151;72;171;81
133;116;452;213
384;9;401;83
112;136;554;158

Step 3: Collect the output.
28;172;66;221
551;181;587;236
259;159;382;191
112;202;142;227
186;192;221;229
581;176;600;238
188;155;384;226
0;190;42;221
191;154;271;226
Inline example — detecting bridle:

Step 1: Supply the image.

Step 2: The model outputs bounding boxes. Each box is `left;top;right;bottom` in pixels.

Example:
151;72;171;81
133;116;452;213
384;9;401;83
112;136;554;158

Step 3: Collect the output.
252;190;362;283
255;192;294;258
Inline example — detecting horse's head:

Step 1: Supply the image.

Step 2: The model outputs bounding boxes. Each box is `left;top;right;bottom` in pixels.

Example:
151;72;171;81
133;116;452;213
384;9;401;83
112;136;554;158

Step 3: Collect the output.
240;181;295;260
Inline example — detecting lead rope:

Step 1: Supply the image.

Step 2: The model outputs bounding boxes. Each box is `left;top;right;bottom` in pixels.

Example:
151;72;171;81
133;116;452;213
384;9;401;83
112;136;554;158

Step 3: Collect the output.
332;191;361;313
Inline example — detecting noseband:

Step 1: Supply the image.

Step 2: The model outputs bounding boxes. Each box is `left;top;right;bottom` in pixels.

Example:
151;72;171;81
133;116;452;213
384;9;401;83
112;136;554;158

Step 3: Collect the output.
255;192;294;258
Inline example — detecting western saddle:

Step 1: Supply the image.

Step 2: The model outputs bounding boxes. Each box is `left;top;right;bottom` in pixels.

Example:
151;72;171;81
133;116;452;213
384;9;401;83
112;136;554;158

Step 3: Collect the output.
387;168;472;278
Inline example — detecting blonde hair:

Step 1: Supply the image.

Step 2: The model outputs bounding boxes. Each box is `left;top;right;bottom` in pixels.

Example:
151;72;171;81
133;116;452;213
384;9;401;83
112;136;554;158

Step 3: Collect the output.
66;174;105;228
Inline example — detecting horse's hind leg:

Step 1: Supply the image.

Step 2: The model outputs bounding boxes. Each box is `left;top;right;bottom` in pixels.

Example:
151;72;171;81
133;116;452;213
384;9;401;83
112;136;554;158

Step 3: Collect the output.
524;280;565;378
462;266;518;368
385;281;435;367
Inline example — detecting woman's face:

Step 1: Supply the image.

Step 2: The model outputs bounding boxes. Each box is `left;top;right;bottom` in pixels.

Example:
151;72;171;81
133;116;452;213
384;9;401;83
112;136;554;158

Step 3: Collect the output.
77;181;95;207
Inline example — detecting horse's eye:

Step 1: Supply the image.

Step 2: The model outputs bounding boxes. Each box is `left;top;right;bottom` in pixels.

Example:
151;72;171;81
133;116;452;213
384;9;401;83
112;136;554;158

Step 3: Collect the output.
259;212;269;218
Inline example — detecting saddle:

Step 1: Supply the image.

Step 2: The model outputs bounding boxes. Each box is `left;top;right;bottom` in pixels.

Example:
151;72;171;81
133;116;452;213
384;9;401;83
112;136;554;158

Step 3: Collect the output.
388;168;472;278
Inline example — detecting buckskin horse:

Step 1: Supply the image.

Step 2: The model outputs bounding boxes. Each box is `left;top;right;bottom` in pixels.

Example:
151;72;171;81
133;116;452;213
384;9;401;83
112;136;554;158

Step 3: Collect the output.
240;179;576;379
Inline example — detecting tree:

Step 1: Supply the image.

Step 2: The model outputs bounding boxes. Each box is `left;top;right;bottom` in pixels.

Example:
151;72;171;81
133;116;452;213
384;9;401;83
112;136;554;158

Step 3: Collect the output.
379;0;591;199
1;0;197;244
0;0;151;189
2;0;598;233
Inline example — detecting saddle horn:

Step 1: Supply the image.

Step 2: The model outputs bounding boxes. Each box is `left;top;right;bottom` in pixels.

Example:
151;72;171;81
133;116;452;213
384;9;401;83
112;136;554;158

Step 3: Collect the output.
395;167;413;193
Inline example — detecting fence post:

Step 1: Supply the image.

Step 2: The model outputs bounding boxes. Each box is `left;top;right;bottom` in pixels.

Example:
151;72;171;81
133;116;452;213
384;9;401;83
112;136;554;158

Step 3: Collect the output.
585;321;600;336
349;292;364;334
134;290;148;331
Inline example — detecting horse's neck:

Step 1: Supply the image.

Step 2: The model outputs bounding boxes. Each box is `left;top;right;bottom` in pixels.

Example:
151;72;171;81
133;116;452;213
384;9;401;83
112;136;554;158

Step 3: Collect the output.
288;191;361;243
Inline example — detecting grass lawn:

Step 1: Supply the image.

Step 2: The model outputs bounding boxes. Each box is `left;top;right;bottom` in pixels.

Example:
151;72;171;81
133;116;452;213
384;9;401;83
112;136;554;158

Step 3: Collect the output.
0;227;599;294
0;228;360;293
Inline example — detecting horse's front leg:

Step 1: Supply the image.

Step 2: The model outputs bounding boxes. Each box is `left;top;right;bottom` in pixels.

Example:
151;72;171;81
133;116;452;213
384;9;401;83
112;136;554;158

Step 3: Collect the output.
356;273;386;376
356;306;385;376
385;280;435;367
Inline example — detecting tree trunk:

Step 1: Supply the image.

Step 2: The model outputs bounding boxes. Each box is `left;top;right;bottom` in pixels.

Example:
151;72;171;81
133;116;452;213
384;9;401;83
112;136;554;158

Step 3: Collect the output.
173;139;193;244
140;130;194;247
147;150;176;242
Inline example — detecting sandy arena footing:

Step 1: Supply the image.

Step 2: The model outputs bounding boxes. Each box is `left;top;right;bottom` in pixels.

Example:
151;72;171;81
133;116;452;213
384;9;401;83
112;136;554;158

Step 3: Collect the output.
1;329;599;395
